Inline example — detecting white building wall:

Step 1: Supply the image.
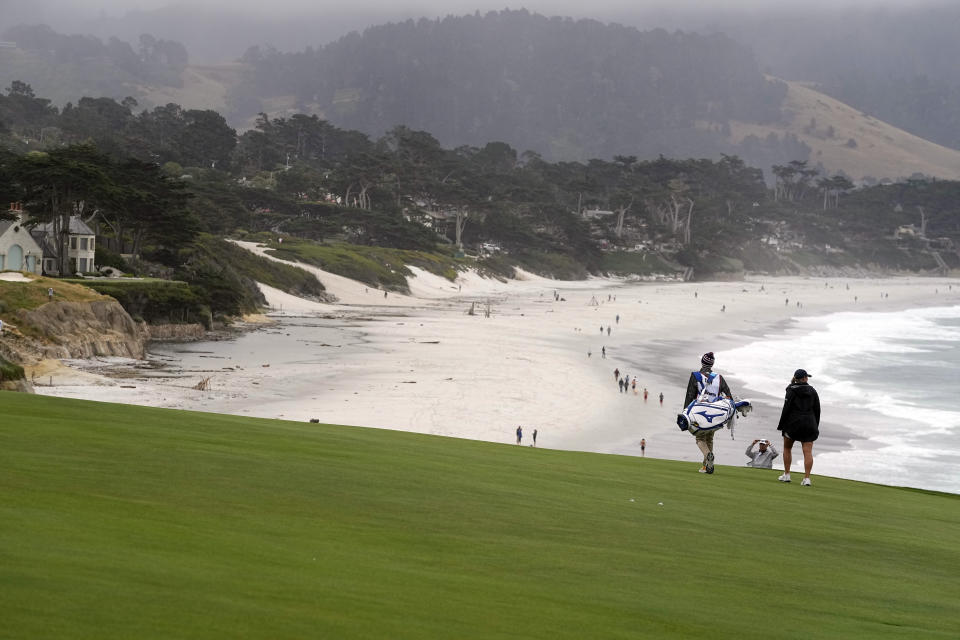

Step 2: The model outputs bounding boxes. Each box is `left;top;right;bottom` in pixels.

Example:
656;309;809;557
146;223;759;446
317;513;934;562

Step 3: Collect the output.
0;218;43;274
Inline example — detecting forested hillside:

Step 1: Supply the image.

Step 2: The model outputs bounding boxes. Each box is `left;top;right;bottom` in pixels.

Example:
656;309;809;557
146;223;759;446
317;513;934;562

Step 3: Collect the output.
0;25;189;108
231;10;797;170
4;82;959;298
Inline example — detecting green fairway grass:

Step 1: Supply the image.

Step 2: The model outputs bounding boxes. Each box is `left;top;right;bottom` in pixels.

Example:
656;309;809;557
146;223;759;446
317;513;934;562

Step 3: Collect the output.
1;392;957;638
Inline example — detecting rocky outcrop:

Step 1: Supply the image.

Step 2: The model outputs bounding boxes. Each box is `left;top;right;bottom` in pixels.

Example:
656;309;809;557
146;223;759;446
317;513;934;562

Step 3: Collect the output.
146;323;207;342
0;378;34;392
15;299;147;360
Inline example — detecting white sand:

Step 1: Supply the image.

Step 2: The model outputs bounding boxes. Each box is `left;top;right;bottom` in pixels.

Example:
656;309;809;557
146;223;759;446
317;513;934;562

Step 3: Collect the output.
34;244;960;479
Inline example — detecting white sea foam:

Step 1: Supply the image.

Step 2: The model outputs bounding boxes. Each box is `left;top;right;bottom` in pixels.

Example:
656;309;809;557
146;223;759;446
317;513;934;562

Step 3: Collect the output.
724;305;960;493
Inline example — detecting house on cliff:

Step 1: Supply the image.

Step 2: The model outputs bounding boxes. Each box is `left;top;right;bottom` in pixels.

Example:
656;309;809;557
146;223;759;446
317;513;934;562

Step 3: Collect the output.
0;203;43;274
32;216;97;276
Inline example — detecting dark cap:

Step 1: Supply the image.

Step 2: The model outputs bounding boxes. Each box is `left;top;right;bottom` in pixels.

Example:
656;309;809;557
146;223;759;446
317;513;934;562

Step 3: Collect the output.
793;368;812;379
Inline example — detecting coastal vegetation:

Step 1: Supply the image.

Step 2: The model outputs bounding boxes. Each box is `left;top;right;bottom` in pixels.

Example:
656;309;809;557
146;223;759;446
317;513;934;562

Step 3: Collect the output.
0;355;24;381
59;278;205;326
1;391;957;638
0;276;105;315
260;235;462;291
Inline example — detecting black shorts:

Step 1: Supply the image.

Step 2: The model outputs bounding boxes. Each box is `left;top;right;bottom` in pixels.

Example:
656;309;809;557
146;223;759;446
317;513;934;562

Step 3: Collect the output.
782;426;819;443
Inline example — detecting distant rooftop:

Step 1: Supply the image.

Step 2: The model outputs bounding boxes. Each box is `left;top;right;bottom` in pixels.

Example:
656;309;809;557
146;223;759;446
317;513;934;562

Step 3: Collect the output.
35;216;96;236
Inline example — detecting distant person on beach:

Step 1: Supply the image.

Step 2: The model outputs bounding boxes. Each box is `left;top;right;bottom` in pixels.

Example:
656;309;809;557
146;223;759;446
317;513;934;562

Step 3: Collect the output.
777;369;820;486
533;429;538;447
640;438;646;456
632;379;637;394
516;425;523;445
614;368;620;380
607;326;611;335
684;352;733;474
618;378;624;393
616;314;620;324
602;346;606;358
746;439;779;469
659;392;664;406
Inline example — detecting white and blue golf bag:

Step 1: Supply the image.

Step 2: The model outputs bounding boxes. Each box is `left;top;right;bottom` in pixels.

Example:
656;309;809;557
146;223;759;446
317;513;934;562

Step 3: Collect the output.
676;372;752;438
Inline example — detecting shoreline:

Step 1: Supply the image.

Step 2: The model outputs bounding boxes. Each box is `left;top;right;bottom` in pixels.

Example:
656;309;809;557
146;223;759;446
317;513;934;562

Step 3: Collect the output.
32;270;960;492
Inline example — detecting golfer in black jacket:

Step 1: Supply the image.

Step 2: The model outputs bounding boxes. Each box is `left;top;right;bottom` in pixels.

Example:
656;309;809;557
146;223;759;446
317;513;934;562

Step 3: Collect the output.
776;369;820;486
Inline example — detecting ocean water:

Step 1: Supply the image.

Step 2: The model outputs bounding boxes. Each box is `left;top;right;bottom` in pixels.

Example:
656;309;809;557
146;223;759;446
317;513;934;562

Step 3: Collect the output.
722;305;960;494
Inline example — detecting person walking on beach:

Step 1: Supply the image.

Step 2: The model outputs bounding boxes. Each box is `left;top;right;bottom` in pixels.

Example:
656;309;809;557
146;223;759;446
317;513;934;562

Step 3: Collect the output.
533;429;538;447
602;346;606;358
640;438;646;456
659;392;664;406
616;314;620;324
614;367;620;380
607;326;611;336
618;378;624;393
516;425;523;445
632;379;637;394
777;369;820;485
643;387;648;402
746;439;779;469
684;352;733;474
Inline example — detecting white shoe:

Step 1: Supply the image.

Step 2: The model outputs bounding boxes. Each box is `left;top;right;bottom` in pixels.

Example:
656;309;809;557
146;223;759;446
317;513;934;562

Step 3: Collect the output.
778;474;791;483
801;477;811;486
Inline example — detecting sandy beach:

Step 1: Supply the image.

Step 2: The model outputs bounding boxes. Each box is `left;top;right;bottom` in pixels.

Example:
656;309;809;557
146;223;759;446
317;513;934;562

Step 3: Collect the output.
29;246;960;486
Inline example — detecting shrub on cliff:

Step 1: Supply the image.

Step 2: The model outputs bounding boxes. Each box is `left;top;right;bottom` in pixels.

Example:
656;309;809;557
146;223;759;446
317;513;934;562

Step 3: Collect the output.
70;280;210;327
0;355;25;381
193;235;327;301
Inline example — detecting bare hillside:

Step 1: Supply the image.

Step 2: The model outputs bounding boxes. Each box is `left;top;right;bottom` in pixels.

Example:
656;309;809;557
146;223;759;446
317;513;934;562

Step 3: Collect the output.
137;63;248;114
727;80;960;181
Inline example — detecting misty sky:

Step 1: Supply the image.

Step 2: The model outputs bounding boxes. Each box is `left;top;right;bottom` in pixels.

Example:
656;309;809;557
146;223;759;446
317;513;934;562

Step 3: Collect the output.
2;0;947;64
7;0;940;18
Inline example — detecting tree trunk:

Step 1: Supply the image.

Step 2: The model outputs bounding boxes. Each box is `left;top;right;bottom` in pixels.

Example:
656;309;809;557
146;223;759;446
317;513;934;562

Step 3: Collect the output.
455;209;468;249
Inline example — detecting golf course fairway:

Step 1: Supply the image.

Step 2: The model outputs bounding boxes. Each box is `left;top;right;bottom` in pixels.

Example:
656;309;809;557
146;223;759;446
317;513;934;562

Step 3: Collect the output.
1;391;957;638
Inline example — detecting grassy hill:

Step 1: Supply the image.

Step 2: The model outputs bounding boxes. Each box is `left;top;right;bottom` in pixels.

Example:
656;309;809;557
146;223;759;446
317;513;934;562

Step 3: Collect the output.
724;79;960;182
137;63;248;116
1;392;956;638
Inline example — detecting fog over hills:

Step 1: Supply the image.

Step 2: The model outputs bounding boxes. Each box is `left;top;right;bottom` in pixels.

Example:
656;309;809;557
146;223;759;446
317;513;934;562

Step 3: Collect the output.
2;1;959;179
